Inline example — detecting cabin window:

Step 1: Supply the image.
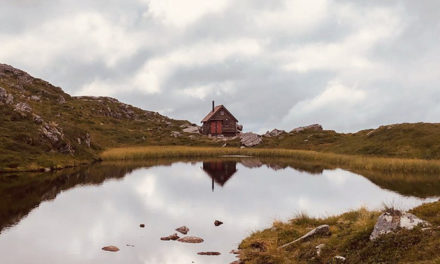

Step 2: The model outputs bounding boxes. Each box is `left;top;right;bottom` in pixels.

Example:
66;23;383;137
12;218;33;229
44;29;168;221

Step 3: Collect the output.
220;111;224;115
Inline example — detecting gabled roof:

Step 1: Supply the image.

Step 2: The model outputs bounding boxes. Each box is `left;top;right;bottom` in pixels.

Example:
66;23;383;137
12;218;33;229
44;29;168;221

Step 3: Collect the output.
201;105;238;123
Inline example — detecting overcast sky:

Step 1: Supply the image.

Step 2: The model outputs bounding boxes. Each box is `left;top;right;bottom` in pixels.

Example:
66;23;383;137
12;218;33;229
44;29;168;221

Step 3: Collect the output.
1;0;439;133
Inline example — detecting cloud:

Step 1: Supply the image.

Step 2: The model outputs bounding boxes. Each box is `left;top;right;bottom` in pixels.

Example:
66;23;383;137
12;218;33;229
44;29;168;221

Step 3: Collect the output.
1;0;439;132
282;81;367;131
142;0;231;27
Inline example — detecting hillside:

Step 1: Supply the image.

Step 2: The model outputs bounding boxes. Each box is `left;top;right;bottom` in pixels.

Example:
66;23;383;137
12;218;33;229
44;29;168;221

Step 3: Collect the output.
2;63;440;171
0;64;218;171
259;123;440;160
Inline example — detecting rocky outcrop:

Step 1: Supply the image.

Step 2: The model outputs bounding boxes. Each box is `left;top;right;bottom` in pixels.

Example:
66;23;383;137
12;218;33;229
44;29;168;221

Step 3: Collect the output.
170;131;182;138
264;129;286;137
315;244;325;256
0;87;14;105
333;256;346;263
290;124;323;133
279;225;330;249
240;132;262;147
40;122;63;144
370;210;430;240
182;125;200;134
14;102;32;115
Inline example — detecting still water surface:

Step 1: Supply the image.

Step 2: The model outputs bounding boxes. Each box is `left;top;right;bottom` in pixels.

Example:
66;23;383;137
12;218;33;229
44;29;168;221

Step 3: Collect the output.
0;159;437;264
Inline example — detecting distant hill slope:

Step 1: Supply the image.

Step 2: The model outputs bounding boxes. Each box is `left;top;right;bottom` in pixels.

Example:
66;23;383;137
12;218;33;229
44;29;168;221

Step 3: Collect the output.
2;63;440;171
0;64;214;171
260;123;440;159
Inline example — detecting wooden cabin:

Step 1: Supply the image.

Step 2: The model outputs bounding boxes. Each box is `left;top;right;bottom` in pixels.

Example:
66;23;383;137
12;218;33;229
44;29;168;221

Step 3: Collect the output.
201;101;239;136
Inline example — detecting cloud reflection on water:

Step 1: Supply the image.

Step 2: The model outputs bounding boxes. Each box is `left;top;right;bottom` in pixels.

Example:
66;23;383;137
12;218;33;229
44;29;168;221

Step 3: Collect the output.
0;160;437;264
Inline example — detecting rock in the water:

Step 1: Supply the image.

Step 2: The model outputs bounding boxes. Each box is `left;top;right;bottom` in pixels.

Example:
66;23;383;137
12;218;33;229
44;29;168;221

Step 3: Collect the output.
102;246;119;252
263;129;286;137
279;225;330;249
140;224;145;228
290;124;323;133
177;236;204;243
176;226;189;235
240;132;262;147
160;233;180;241
370;210;430;240
214;220;223;226
197;252;221;256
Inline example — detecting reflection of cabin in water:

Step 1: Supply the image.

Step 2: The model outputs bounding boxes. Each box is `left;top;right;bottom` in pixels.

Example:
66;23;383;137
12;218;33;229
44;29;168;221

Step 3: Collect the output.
202;161;237;191
201;101;239;136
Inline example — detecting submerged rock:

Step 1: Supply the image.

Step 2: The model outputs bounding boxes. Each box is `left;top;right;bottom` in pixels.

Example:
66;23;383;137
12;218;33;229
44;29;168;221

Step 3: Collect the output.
102;246;119;252
177;236;204;243
197;252;221;256
370;210;430;240
160;233;180;241
176;226;189;235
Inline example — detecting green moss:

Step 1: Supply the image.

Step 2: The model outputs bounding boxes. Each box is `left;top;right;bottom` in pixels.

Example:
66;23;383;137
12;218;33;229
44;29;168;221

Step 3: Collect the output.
239;202;440;264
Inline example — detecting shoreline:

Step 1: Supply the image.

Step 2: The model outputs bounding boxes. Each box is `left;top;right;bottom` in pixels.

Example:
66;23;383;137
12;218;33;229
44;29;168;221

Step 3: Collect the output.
237;200;440;263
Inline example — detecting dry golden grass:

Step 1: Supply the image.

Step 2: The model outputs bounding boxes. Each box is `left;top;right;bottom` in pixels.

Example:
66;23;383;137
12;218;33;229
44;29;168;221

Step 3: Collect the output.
100;146;440;173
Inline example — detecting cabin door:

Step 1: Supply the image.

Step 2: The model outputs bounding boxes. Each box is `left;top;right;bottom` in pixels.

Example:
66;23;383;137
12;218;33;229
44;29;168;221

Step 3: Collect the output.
210;121;222;134
216;121;222;134
210;121;217;134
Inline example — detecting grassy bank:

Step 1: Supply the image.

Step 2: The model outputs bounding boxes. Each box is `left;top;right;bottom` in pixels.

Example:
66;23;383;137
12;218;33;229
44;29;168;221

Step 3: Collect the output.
100;146;440;174
238;201;440;264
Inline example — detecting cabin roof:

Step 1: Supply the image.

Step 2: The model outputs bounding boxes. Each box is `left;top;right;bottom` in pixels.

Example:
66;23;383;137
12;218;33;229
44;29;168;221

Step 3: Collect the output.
201;105;238;123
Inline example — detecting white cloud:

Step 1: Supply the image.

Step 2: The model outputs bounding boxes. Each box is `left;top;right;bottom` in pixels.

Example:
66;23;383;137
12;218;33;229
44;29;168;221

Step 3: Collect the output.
78;38;261;96
282;81;367;130
256;0;329;33
0;12;145;69
181;81;235;100
142;0;231;27
282;6;402;73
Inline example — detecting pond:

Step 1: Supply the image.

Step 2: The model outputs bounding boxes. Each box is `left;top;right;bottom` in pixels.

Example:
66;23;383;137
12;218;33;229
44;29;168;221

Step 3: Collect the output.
0;158;438;264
